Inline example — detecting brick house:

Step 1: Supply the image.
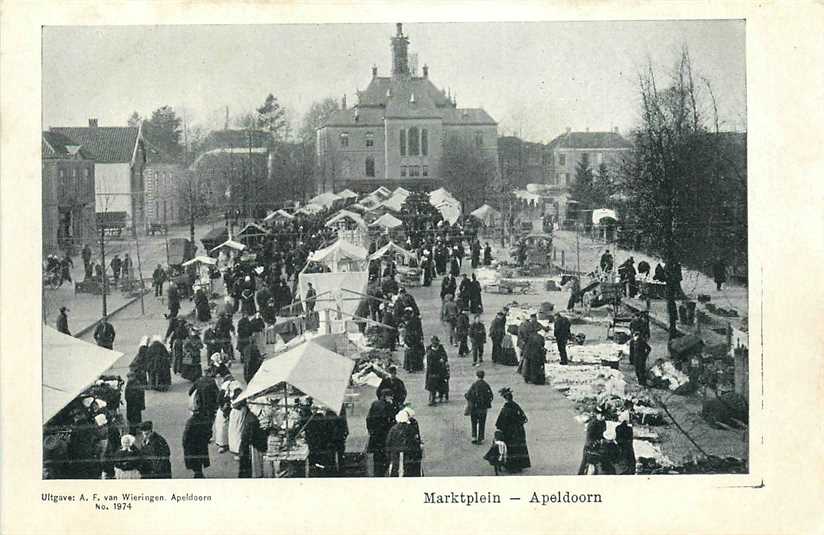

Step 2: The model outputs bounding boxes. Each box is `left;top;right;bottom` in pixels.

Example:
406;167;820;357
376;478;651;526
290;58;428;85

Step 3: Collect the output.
42;131;96;255
546;128;632;188
50;119;146;230
143;146;195;228
316;23;498;194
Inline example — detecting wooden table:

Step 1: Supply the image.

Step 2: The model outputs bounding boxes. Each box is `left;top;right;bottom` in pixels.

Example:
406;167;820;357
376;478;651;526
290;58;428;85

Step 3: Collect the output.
263;443;311;478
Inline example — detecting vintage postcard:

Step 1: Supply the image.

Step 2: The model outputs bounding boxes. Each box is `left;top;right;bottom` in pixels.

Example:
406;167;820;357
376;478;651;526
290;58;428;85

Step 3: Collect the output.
1;1;822;534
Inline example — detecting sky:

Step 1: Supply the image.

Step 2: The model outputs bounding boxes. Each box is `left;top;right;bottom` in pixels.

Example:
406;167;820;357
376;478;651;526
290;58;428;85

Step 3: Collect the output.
42;20;746;142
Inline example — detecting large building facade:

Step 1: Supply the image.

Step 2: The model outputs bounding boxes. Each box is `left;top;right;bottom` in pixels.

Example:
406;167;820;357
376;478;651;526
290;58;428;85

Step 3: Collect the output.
546;129;632;188
316;23;498;194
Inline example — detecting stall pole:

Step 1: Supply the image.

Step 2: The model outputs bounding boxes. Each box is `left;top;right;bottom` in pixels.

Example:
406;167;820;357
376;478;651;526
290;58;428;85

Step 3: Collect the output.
131;225;146;315
100;224;108;317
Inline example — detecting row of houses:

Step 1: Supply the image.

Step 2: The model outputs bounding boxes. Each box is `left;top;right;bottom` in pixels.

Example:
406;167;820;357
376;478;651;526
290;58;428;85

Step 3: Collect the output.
42;118;281;254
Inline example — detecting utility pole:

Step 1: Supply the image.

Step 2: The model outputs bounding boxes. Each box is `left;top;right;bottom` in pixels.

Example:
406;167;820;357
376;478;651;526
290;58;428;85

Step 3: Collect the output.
131;225;146;315
576;221;581;275
100;223;108;317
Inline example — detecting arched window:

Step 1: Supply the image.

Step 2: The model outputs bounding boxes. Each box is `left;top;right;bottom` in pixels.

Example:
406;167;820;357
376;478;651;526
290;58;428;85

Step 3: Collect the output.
408;126;420;156
400;129;407;156
365;132;374;147
421;129;428;156
365;156;375;177
341;157;351;177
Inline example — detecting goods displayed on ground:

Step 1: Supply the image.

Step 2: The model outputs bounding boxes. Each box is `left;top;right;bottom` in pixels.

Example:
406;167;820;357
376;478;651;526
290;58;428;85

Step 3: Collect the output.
349;348;396;388
647;359;692;393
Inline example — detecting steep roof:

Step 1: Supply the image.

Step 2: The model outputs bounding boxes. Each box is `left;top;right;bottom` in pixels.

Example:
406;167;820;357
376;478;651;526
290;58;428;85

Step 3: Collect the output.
49;126;140;163
42;131;92;160
323;107;386;127
443;108;496;125
547;131;632;150
357;76;453;108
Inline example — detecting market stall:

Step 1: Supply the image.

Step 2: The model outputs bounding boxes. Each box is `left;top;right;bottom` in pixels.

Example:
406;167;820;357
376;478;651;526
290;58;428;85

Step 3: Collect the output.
236;223;269;248
42;327;126;479
200;226;229;254
181;255;218;294
263;209;295;225
469;204;502;227
309;191;342;210
326;210;368;233
434;200;461;225
370;213;403;230
304;239;368;273
297;271;370;333
233;340;356;477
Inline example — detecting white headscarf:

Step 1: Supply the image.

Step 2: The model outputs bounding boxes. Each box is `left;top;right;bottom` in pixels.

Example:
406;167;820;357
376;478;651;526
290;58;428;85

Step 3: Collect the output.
120;434;136;449
395;410;410;424
139;336;150;347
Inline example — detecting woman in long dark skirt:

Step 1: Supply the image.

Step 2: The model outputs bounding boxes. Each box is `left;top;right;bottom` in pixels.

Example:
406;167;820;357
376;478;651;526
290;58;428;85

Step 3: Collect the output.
146;336;172;391
494;387;531;472
180;330;204;382
182;413;211;478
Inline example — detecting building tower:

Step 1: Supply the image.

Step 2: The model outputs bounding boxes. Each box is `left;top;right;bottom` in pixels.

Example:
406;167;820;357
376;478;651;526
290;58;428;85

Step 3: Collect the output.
391;23;410;77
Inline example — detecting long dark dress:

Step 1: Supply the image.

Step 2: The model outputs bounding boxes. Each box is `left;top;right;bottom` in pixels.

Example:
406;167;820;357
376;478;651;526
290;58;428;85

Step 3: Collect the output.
141;432;172;478
522;333;547;385
146;341;172;391
180;337;203;382
385;421;422;477
195;289;211;322
366;399;395;477
495;400;531;472
182;414;211;475
425;345;447;393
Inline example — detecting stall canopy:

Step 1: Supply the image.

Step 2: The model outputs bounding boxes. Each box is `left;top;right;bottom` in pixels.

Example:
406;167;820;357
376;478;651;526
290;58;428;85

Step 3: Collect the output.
369;241;417;262
181;255;218;267
435;202;462;225
297;271;370;319
263;209;295;223
370;213;404;229
381;194;407;213
43;327;124;424
469;204;501;226
592;208;618;225
428;187;456;205
393;187;411;198
325;210;367;231
306;239;368;272
209;239;246;254
309;191;341;209
296;203;324;216
370;186;392;200
336;189;359;200
234;340;355;414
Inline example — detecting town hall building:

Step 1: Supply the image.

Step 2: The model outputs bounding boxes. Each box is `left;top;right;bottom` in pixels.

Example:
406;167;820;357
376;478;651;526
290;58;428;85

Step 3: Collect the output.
316;23;499;194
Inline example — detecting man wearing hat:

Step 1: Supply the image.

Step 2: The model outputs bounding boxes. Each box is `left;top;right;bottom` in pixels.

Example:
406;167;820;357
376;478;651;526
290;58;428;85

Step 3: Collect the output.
489;311;506;363
366;388;395;476
139;421;172;478
56;306;70;335
464;370;493;444
377;366;407;414
425;336;448;405
553;312;572;365
93;315;116;349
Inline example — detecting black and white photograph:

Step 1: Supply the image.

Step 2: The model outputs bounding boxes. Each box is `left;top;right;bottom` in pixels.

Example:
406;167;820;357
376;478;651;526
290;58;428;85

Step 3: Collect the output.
39;19;751;481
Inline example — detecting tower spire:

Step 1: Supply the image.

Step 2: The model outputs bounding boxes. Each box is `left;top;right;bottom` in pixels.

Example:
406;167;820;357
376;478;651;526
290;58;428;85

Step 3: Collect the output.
390;23;410;77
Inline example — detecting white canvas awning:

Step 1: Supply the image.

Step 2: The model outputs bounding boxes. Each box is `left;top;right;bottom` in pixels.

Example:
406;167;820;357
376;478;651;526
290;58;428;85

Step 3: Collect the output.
296;203;324;216
306;240;368;272
43;327;124;424
181;255;218;267
514;190;542;202
325;210;367;231
234;340;355;414
297;271;369;319
336;188;359;199
310;191;342;208
370;213;403;229
592;208;618;224
209;239;246;254
369;241;418;261
263;209;295;222
428;187;455;205
370;186;392;199
469;204;501;226
393;187;411;198
381;194;406;212
435;202;462;225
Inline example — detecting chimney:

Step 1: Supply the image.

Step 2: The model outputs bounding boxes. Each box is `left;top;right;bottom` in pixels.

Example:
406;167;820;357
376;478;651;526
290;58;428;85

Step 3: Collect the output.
423;64;429;78
89;118;98;128
396;22;403;36
341;94;347;110
391;22;410;77
566;127;571;134
613;126;619;134
372;65;378;78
